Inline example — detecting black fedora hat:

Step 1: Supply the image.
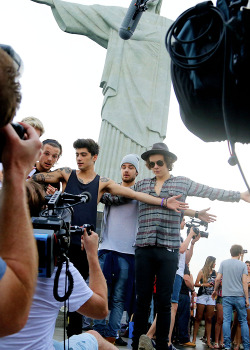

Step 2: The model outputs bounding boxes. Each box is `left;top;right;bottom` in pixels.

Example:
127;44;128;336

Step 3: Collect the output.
141;142;177;161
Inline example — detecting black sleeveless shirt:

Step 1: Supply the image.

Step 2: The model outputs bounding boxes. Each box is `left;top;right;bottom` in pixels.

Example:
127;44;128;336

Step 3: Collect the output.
65;170;100;245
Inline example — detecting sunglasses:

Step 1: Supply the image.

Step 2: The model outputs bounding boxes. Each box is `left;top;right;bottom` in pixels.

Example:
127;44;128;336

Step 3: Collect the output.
148;160;164;169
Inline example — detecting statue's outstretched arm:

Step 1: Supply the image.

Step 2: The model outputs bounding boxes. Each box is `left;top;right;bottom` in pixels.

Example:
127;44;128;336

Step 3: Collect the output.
31;0;123;49
31;0;54;6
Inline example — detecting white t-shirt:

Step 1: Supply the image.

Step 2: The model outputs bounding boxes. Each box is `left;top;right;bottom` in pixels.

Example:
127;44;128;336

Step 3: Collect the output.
100;199;138;255
176;252;186;278
0;263;93;350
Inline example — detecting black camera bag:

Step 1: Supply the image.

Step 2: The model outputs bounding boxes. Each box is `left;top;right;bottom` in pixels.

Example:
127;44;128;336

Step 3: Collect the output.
166;0;250;143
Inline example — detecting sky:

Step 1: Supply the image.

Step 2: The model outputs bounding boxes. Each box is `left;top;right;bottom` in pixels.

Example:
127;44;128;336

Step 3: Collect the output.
1;0;250;280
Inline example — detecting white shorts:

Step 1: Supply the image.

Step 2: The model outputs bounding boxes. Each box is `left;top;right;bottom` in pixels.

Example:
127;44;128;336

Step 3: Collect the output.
53;333;98;350
196;294;215;306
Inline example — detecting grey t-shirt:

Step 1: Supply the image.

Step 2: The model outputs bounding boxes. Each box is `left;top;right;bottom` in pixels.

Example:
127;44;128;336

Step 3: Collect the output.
218;258;248;297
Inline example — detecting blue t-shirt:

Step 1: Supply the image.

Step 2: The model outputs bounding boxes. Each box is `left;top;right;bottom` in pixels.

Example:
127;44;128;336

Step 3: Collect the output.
0;257;6;280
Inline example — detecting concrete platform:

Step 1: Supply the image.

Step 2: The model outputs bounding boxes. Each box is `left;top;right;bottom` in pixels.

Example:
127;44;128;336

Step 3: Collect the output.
53;311;206;350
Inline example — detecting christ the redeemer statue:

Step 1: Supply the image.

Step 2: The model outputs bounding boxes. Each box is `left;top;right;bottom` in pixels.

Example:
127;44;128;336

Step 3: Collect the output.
31;0;172;181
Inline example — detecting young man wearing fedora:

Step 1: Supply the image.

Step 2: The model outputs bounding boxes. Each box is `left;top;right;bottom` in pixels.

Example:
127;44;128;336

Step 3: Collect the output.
131;142;250;350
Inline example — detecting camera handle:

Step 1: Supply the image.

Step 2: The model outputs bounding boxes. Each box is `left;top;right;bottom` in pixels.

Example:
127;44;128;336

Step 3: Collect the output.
53;255;74;302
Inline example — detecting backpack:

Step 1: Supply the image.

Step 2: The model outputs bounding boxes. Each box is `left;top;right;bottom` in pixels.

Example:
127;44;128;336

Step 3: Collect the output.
165;0;250;143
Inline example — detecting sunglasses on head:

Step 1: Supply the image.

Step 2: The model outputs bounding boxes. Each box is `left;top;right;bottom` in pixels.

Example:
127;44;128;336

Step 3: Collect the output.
148;160;164;169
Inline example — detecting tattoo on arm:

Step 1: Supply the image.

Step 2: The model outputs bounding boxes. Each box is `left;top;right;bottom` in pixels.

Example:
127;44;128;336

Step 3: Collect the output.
100;177;110;183
58;167;72;174
32;173;46;183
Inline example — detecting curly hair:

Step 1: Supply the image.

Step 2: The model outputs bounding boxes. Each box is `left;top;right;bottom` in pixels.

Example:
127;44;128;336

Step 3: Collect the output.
145;154;175;171
202;256;216;283
0;48;22;128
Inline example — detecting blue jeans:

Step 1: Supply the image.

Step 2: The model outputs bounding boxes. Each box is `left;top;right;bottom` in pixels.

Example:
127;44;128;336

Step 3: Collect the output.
178;293;191;343
53;333;98;350
222;296;250;350
171;274;183;303
93;253;129;337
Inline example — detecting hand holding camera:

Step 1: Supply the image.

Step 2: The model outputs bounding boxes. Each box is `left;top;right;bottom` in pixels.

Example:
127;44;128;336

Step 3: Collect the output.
186;218;209;239
0;122;41;178
81;229;99;258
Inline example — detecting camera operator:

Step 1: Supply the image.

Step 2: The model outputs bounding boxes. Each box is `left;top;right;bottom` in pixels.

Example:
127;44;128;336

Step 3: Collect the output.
0;181;118;350
0;47;41;336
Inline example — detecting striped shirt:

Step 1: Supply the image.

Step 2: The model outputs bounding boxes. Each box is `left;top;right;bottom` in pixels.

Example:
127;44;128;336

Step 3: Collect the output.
134;175;240;249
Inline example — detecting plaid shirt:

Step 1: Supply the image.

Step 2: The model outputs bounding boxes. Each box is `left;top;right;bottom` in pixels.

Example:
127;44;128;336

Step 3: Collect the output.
134;175;240;249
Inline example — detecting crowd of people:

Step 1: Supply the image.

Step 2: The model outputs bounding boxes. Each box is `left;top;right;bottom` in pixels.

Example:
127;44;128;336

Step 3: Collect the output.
0;43;250;350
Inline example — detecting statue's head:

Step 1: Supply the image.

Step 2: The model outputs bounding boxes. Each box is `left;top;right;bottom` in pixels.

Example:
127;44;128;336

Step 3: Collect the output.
147;0;163;15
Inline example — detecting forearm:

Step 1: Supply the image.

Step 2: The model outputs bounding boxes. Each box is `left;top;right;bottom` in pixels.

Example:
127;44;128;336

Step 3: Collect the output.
214;278;220;292
180;231;193;254
187;178;241;202
185;244;194;263
0;177;38;335
32;167;66;184
243;284;248;299
184;209;196;217
108;183;163;206
87;254;107;301
51;1;112;46
101;192;130;206
242;276;249;298
184;278;194;291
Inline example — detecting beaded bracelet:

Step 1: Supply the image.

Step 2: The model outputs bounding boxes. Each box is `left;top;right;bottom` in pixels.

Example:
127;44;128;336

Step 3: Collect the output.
161;198;168;208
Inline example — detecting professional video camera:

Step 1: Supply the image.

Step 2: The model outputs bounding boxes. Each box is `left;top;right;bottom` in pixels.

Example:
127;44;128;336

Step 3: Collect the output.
32;190;92;301
186;218;209;239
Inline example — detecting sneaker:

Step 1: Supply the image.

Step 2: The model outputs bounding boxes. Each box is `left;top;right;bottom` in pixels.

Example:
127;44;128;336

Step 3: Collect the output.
180;342;196;347
115;337;128;346
138;334;155;350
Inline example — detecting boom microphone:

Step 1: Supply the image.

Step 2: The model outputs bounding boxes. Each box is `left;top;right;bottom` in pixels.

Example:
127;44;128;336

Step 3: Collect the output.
119;0;151;40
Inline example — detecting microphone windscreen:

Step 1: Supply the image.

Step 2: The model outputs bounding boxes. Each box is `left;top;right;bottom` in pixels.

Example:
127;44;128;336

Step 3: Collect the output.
119;0;143;40
80;191;92;202
228;156;237;166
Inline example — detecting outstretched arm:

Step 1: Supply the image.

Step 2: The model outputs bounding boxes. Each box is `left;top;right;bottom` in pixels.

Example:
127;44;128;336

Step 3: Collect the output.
184;207;216;223
100;178;189;211
31;0;54;5
240;190;250;203
32;167;71;186
30;0;122;48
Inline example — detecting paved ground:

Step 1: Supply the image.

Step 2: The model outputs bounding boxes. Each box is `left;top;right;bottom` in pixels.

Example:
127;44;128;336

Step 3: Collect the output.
53;311;206;350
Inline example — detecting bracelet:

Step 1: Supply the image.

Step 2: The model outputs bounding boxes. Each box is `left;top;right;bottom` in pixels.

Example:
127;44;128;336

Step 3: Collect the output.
191;289;195;293
195;211;199;218
162;198;168;208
